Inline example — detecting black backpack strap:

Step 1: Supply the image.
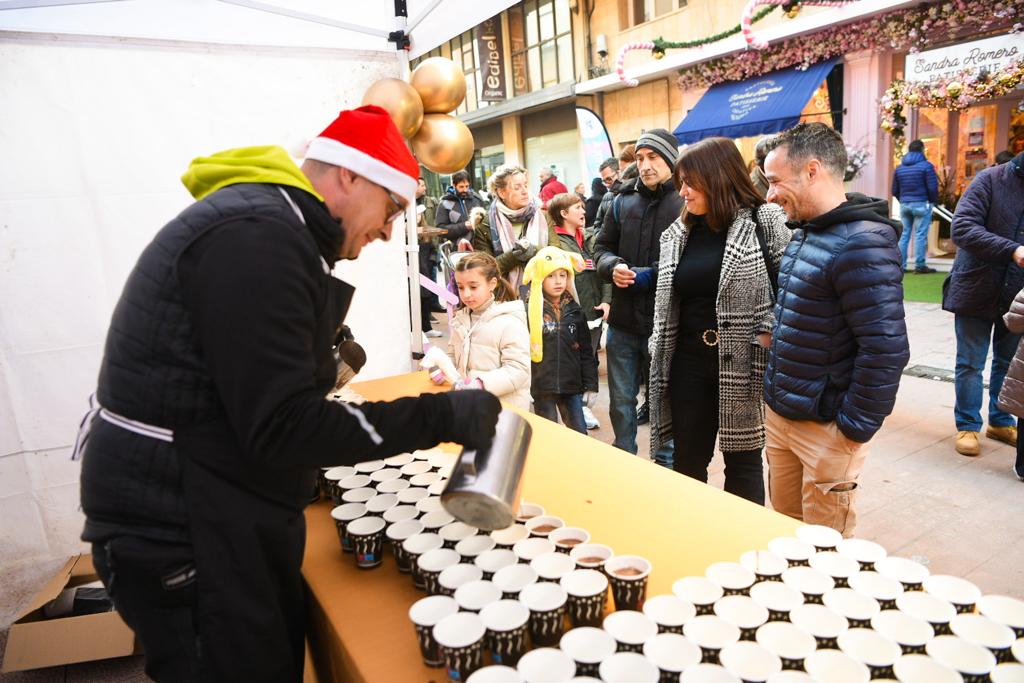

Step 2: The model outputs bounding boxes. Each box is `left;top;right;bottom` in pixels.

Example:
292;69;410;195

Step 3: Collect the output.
752;206;779;299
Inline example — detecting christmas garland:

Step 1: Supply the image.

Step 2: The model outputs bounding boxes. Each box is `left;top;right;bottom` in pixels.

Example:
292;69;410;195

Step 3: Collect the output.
650;6;776;54
741;0;858;50
880;59;1024;154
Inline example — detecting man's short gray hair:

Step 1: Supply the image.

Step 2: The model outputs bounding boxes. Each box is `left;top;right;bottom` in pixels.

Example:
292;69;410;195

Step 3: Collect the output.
765;122;847;179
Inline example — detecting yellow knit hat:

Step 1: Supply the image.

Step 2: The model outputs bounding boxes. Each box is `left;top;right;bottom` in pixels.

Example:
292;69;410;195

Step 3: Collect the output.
522;246;585;363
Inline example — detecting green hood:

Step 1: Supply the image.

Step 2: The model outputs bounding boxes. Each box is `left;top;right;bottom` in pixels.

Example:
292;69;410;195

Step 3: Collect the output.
181;145;322;202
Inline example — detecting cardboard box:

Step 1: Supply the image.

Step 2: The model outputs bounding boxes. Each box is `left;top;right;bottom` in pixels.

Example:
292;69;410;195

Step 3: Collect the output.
2;554;138;672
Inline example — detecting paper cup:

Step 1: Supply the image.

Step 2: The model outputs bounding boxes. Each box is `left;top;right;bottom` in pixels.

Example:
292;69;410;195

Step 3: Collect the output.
466;665;521;682
516;647;576;682
375;477;411;494
892;653;964;683
875;556;930;592
455;579;503;614
560;627;617;677
324;465;356;502
428;449;458;470
416;495;444;515
476;549;519;581
397;487;430;505
457;534;497;563
341;486;376;504
1014;639;1023;664
789;603;849;649
419;547;461;595
404;532;444;590
353;459;385;473
428;479;449;496
740;550;789;583
992;663;1024;682
515;501;545;523
926;634;997;682
421;509;456;533
439;521;478;549
823;588;881;628
679;663;744;682
525;515;565;538
796;524;844;552
369;467;402;483
838;627;902;679
411;448;436;461
925;575;982;615
871;609;934;654
707;562;757;597
674;576;725;615
683;615;741;664
952;613;1016;663
491;524;531;549
513;537;557;563
383;504;419;525
781;566;834;605
714;595;769;641
897;590;957;635
383;452;414;467
438;562;484;597
479;599;530;666
560;569;609;628
492;563;539;599
643;594;697;634
803;650;870;683
598;651;658;683
386;519;424;573
763;672;813;682
346;516;386;569
569;543;614;571
330;502;367;554
643;632;702;679
602;610;659;653
836;538;887;571
768;537;816;567
848;570;904;610
755;621;816;670
808;551;861;589
604;555;652;612
519;581;568;647
549;527;591;553
434;611;487;681
401;460;433;477
411;472;443;488
409;594;459;667
719;641;782;682
980;595;1024;638
749;581;804;623
531;552;576;583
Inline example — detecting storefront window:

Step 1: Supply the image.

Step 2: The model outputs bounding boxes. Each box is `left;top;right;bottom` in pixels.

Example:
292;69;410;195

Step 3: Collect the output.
510;0;575;95
956;104;998;194
473;144;506;193
625;0;687;27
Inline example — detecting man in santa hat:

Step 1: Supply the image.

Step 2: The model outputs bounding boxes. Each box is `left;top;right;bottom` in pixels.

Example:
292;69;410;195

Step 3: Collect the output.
76;106;501;682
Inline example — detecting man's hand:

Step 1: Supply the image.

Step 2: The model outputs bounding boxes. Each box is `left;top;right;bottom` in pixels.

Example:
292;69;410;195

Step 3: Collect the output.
612;263;636;288
1014;245;1024;268
442;390;502;449
594;303;610;320
464;220;473;229
756;332;771;349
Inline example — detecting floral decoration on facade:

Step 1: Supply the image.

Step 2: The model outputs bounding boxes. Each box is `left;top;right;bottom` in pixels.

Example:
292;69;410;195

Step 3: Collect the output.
880;59;1024;154
844;143;870;182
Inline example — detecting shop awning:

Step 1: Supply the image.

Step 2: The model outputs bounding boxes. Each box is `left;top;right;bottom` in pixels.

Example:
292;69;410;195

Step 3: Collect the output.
673;58;838;144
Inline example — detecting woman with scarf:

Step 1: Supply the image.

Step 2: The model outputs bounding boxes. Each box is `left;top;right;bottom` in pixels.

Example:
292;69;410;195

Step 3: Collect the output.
473;164;558;296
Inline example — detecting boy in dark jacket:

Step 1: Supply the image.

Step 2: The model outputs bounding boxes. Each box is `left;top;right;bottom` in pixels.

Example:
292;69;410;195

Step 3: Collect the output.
891;139;939;273
523;247;599;434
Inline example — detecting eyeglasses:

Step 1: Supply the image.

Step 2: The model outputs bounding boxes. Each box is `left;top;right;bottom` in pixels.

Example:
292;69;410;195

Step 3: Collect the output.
385;189;407;223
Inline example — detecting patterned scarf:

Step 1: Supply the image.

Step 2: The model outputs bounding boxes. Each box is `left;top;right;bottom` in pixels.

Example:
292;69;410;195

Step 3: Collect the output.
488;198;550;291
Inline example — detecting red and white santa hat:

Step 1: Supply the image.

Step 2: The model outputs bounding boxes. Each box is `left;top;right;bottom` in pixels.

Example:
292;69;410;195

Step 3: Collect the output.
304;105;419;205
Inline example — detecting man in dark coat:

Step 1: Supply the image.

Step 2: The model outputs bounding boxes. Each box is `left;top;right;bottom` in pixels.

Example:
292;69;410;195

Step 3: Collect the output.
763;122;910;538
943;151;1024;456
78;106;501;682
892;139;940;274
595;128;682;465
585;176;606;228
434;169;487;243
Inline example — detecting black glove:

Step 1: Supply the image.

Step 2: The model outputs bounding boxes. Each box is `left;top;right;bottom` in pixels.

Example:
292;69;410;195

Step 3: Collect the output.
441;389;502;450
510;240;537;264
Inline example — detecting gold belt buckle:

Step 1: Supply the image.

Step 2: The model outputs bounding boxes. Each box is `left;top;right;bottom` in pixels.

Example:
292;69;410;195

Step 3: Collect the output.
701;329;719;347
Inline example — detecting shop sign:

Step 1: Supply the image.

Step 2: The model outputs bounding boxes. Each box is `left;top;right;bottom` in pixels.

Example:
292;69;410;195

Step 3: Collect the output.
476;17;507;102
508;10;529;96
905;33;1024;84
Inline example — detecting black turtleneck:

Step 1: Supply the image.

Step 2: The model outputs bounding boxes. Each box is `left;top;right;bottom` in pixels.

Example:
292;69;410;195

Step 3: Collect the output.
673;216;726;336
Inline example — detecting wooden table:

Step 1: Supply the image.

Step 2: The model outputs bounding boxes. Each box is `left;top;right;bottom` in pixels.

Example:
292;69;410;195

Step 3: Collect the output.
302;372;800;682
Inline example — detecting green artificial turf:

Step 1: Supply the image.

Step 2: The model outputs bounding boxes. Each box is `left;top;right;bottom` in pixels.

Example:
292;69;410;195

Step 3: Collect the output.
902;271;947;304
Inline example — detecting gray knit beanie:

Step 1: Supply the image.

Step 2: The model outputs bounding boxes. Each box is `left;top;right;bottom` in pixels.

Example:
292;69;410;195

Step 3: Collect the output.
635;128;679;168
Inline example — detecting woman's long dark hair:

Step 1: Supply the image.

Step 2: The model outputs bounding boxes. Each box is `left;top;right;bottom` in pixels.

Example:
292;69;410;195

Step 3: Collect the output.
674;137;765;233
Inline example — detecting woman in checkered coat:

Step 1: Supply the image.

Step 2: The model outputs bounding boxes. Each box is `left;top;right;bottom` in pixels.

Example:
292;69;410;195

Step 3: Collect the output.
647;137;791;504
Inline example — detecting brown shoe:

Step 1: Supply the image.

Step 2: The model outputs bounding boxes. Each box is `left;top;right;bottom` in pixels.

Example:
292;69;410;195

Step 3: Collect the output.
986;425;1018;447
956;430;981;456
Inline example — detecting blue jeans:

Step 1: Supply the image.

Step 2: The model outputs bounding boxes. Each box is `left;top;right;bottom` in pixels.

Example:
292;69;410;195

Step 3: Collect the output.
605;325;674;466
954;315;1021;431
533;393;588;434
898;201;933;270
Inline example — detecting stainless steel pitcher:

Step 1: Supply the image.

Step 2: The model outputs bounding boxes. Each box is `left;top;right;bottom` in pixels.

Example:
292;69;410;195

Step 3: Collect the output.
440;410;532;531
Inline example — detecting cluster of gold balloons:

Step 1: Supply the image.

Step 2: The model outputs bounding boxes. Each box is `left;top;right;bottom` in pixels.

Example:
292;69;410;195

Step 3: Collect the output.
362;57;475;174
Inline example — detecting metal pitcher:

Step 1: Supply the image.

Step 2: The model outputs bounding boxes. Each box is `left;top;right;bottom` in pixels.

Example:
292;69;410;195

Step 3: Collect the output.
440;410;532;531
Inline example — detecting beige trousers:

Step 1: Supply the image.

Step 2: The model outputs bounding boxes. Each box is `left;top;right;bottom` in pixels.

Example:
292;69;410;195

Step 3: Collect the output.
764;406;870;538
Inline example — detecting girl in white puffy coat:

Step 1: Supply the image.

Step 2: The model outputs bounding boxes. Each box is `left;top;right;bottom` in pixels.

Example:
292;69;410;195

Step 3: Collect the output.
447;252;531;410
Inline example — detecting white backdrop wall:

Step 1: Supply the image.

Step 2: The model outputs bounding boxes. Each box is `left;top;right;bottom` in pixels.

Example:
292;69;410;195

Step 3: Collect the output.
0;33;412;571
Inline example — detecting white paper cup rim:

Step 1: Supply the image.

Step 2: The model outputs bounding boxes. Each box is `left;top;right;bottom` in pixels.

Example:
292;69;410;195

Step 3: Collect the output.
353;459;384;473
992;663;1024;683
370;467;402;482
324;466;355;481
804;650;870;683
679;663;743;682
604;554;652;580
531;552;576;579
396;487;430;504
719;641;782;680
479;598;529;631
926;635;997;674
683;615;741;648
409;594;458;626
525;515;565;534
456;535;496;556
439;563;484;590
375;478;411;493
516;647;576;680
925;575;982;606
346;515;385;535
789;603;849;638
824;588;881;621
809;551;862;579
874;556;930;585
750;580;805;612
418;547;460;572
569;543;613;563
330;502;367;521
870;609;933;646
492;563;538;592
706;561;756;590
338;474;371;489
559;626;617;663
951;613;1016;649
439;521;478;542
598;652;657;682
411;472;442;487
401;461;433;476
415;495;443;513
421;510;455;528
642;632;701;671
836;538;887;564
740;549;789;576
896;590;957;624
341;487;377;503
383;504;419;524
892;654;964;683
755;621;817;660
674;576;725;604
519;581;567;611
475;548;518;573
849;571;903;602
549;526;591;544
513;537;557;561
714;595;769;629
642;594;696;627
516;501;544;519
490;523;530;544
383;452;413;466
838;627;902;666
433;611;485;649
796;524;844;548
768;536;816;562
455;580;502;611
467;664;521;682
365;493;398;513
782;566;835;595
403;532;443;554
979;594;1024;628
386;519;424;541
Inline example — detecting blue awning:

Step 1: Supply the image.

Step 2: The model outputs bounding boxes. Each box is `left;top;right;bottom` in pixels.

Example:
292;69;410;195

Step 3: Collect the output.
673;58;838;144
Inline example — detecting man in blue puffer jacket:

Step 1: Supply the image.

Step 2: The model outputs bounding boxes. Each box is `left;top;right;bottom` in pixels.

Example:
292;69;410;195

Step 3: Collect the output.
762;123;910;538
892;139;939;274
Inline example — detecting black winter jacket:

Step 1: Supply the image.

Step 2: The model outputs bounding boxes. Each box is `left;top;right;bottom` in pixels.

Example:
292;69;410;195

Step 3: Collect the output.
594;177;684;337
764;194;910;443
529;294;599;397
435;188;487;242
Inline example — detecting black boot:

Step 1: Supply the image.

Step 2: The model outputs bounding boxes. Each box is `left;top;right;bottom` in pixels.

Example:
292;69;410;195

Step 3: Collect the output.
637;402;649;425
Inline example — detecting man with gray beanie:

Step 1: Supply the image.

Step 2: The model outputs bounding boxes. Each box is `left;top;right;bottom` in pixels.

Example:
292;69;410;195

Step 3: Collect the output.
596;128;683;465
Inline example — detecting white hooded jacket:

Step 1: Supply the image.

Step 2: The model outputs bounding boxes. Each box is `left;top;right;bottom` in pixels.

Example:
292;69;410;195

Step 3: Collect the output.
448;299;531;410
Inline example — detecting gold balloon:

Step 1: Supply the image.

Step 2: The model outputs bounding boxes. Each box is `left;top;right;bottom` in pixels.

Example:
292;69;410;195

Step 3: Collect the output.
361;78;424;139
411;114;474;174
411;57;467;114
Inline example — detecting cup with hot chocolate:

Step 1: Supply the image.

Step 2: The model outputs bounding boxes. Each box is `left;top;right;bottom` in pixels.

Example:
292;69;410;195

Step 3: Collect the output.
548;527;590;554
569;543;614;571
604;555;652;612
525;515;565;538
